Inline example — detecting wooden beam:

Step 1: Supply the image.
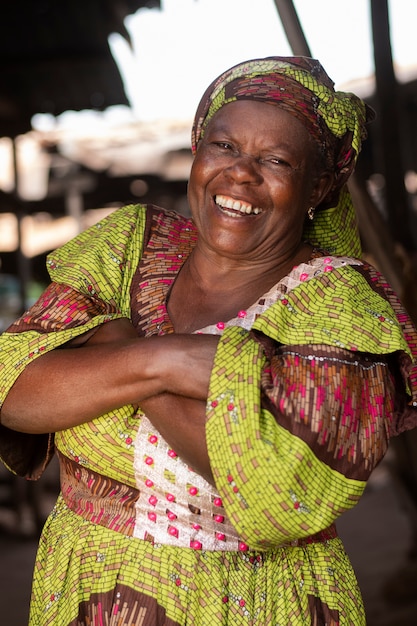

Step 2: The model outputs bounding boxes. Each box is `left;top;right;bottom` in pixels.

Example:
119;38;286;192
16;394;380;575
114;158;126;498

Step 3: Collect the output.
370;0;414;250
272;0;311;56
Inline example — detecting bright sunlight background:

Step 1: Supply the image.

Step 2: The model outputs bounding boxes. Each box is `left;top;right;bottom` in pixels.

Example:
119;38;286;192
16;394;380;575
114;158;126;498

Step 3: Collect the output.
110;0;417;121
33;0;417;130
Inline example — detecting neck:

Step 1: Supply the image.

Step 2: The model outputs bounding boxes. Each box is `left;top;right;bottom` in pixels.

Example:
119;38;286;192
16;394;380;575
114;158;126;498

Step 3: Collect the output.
166;241;313;333
187;241;312;294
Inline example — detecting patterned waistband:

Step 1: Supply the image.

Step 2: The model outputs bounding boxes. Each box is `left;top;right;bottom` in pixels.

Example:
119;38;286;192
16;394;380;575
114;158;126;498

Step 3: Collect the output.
59;451;338;551
59;451;139;536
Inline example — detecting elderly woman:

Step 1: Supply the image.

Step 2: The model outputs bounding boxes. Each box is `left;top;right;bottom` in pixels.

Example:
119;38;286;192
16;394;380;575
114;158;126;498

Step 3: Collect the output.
0;56;416;625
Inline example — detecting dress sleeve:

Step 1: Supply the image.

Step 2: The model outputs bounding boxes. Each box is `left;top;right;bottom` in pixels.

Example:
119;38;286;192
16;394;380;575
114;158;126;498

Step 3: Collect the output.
0;204;147;478
0;204;146;405
205;326;397;550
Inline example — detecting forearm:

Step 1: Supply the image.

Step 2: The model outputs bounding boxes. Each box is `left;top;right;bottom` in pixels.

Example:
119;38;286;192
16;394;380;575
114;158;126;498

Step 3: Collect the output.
1;339;161;433
140;394;213;484
1;332;218;434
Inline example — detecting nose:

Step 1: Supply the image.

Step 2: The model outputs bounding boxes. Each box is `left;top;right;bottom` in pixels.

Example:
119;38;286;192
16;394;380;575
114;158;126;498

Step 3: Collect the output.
223;154;263;185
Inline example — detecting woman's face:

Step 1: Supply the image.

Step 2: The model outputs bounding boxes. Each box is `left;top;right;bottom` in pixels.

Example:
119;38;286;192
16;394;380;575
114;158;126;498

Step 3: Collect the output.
188;100;330;263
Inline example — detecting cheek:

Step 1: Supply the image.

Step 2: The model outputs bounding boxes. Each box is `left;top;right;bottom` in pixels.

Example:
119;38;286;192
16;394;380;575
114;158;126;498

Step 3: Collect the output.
187;168;200;211
188;154;212;203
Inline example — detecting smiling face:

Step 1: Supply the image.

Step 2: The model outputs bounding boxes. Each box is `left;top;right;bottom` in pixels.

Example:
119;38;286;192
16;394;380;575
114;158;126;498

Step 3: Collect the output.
188;100;331;265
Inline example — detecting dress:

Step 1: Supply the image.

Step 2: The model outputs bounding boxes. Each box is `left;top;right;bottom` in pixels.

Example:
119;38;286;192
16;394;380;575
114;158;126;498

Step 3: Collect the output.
0;204;416;626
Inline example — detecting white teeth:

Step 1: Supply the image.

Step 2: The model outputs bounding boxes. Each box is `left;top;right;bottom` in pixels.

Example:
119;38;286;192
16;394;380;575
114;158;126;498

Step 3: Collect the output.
215;195;262;216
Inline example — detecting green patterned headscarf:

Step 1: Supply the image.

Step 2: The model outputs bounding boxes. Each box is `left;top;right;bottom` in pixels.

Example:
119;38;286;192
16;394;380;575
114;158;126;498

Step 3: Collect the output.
191;57;374;258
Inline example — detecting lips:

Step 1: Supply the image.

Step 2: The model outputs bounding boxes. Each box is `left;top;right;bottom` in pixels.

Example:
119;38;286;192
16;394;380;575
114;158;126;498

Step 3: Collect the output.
214;194;263;217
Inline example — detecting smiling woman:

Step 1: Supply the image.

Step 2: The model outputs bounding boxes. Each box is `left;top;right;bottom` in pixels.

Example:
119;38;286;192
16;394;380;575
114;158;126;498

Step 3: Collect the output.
0;55;416;626
188;102;327;258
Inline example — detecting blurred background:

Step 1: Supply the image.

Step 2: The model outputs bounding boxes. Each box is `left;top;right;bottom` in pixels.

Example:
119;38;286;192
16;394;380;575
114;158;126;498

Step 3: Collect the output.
1;1;417;623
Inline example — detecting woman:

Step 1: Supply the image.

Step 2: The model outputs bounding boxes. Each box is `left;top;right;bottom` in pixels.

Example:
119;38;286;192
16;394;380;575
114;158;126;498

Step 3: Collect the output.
0;56;416;625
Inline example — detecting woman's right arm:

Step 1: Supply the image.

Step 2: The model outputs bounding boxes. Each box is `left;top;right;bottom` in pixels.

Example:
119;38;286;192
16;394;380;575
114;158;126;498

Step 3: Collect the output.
0;322;218;435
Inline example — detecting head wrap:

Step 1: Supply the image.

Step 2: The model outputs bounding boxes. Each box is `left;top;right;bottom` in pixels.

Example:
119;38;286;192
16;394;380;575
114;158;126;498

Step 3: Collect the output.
191;56;375;257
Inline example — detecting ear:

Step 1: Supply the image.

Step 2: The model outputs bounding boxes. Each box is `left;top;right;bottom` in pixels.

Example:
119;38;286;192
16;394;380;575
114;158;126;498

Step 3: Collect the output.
309;171;334;208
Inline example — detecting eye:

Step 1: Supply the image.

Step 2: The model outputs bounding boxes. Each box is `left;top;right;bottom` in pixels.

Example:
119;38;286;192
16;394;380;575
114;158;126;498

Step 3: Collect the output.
213;141;234;151
261;155;290;167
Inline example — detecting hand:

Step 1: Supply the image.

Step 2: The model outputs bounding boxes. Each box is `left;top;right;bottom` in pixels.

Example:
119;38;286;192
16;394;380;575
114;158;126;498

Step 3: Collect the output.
152;333;219;400
84;320;219;401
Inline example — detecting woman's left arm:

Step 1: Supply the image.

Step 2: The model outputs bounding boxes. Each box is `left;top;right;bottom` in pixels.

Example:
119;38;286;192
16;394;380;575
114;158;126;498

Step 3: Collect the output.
204;327;397;549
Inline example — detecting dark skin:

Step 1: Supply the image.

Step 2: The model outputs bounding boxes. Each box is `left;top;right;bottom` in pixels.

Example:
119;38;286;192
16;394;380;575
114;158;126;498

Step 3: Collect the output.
83;318;214;483
0;101;333;485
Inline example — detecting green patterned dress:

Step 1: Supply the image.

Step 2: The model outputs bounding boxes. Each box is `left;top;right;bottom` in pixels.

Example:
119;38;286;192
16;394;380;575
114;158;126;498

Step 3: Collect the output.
0;204;416;626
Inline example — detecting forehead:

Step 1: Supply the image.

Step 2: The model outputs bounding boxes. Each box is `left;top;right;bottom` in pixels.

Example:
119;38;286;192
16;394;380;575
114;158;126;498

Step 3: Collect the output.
205;100;314;148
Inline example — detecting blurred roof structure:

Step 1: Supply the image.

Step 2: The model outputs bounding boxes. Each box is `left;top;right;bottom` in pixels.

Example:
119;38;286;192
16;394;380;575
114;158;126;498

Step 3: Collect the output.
0;0;160;138
0;0;416;316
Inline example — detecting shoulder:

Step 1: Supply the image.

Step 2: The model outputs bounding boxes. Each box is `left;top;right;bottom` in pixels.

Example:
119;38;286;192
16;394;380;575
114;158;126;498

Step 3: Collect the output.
46;204;192;267
44;204;196;301
253;254;411;356
47;204;147;265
